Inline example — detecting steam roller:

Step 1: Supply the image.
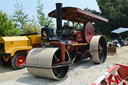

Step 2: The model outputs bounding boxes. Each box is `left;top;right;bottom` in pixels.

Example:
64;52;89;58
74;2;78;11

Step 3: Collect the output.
25;3;108;80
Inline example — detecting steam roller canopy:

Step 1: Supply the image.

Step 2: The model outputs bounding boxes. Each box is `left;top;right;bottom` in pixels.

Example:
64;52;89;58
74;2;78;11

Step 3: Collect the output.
26;48;69;80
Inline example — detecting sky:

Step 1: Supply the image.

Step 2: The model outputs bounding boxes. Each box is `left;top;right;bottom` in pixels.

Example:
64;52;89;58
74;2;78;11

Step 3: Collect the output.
0;0;100;19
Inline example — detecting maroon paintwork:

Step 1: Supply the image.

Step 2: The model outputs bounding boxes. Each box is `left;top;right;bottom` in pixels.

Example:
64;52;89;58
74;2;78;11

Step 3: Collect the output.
49;7;108;23
50;41;66;62
84;22;95;43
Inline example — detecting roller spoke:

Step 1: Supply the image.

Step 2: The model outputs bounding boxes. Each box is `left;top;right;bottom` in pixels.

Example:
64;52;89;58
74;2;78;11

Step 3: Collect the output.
52;50;69;79
98;43;103;57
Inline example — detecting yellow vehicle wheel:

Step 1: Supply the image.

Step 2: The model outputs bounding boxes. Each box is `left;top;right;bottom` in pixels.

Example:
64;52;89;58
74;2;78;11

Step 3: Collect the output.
11;52;27;69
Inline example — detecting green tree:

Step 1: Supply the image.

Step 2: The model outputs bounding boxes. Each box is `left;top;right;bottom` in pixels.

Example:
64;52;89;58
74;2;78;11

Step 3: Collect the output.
84;8;101;16
96;0;128;36
37;0;54;28
0;11;20;36
23;23;41;34
12;0;29;30
23;16;41;34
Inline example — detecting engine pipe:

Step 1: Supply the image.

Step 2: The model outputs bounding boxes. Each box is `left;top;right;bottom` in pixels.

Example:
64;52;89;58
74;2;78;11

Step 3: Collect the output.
56;3;62;34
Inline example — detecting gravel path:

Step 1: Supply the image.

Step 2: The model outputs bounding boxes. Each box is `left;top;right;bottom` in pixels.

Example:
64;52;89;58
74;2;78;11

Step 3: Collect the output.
0;46;128;85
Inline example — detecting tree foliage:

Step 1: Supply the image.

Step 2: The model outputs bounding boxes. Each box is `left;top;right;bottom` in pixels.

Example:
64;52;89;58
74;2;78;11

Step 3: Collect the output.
84;8;101;16
37;0;54;28
96;0;128;37
23;17;41;34
23;23;41;34
0;0;55;36
12;0;29;30
0;11;20;36
83;0;128;38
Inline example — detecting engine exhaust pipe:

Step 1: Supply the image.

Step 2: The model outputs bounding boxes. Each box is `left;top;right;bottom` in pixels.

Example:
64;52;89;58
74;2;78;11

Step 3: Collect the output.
56;3;62;34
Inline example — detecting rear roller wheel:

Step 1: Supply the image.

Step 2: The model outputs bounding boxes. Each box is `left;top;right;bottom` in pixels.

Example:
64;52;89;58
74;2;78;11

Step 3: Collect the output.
90;35;107;64
11;52;27;69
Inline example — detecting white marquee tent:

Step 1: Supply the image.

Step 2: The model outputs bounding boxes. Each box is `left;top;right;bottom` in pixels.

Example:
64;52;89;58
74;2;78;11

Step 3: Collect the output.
111;27;128;34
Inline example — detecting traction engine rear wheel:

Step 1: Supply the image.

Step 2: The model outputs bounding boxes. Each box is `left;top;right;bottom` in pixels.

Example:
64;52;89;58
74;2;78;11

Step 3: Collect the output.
90;36;107;64
11;52;27;69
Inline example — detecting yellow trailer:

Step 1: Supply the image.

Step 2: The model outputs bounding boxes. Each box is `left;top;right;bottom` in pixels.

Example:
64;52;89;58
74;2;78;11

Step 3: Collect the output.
0;34;41;69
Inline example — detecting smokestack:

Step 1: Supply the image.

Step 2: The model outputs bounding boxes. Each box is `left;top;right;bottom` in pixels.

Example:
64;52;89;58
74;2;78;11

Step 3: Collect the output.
56;3;62;34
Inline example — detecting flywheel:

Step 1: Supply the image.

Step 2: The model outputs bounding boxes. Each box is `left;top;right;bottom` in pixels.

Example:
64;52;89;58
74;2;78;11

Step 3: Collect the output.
84;22;95;43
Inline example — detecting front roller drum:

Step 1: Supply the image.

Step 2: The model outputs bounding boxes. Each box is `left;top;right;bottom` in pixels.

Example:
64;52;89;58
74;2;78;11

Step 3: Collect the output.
26;48;69;80
90;35;107;64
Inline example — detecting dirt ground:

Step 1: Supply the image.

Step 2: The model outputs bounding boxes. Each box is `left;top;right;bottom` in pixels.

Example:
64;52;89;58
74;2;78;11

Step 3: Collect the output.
0;46;128;85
